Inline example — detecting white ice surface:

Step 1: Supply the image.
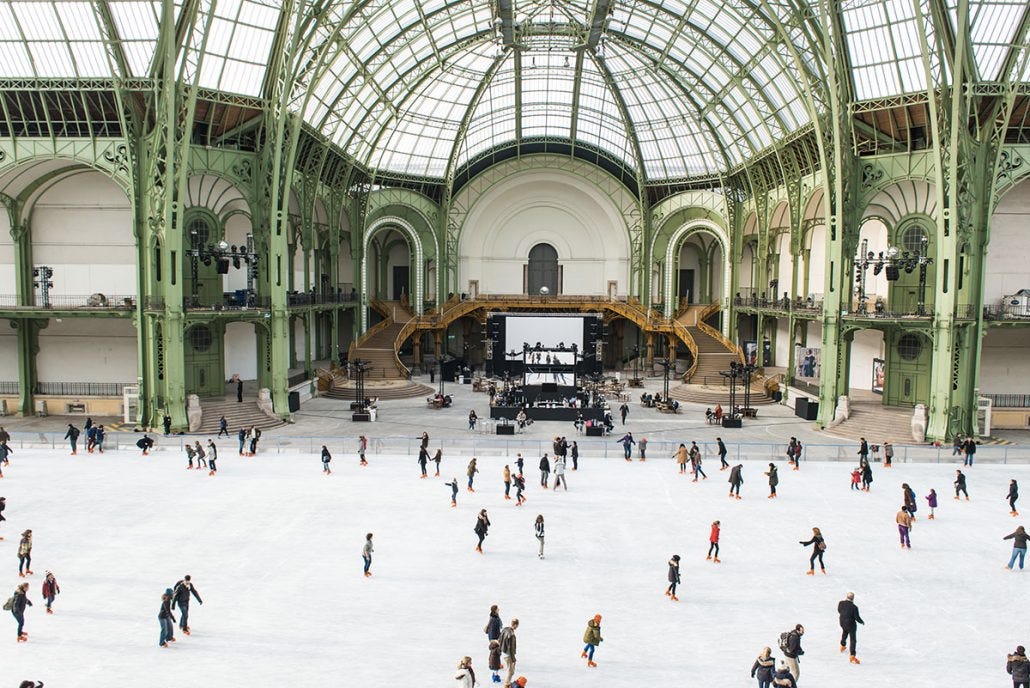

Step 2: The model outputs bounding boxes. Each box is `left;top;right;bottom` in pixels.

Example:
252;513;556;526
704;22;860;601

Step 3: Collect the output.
1;448;1026;687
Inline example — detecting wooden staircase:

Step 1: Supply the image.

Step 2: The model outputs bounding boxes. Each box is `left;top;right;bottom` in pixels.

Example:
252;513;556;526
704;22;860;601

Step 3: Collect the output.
675;303;743;385
350;300;413;380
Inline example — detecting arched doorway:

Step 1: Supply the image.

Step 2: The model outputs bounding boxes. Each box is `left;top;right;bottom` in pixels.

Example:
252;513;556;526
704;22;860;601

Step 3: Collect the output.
527;243;559;295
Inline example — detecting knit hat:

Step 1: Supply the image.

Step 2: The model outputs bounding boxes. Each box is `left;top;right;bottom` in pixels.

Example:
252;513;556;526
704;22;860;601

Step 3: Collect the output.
165;588;174;596
777;660;788;670
515;678;527;687
1019;645;1027;655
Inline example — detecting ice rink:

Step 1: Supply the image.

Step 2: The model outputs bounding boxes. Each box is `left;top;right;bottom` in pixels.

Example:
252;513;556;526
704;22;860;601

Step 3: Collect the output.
2;446;1026;687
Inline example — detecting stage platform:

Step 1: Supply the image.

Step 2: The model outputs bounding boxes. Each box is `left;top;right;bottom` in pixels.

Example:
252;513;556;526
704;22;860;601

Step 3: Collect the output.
489;406;606;422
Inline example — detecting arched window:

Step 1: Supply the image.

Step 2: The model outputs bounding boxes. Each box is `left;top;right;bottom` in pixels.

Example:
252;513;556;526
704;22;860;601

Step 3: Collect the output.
527;243;559;295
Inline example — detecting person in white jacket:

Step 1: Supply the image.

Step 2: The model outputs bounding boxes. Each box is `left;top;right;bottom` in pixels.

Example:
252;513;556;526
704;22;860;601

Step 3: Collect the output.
455;656;476;687
552;456;567;491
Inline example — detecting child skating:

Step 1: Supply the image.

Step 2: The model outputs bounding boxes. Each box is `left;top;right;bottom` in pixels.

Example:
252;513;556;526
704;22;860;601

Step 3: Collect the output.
581;614;603;667
362;533;373;577
321;445;332;475
41;571;59;613
445;478;459;507
707;521;721;562
850;467;861;491
467;458;479;492
897;506;913;548
666;555;681;601
926;488;938;519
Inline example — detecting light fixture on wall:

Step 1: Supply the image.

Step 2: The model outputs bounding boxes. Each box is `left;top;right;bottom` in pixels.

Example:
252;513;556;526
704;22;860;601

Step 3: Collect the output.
856;235;933;316
32;265;54;309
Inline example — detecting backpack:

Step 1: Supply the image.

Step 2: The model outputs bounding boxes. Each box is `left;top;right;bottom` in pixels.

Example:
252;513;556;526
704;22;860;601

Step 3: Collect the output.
774;677;793;687
2;596;12;611
777;631;791;652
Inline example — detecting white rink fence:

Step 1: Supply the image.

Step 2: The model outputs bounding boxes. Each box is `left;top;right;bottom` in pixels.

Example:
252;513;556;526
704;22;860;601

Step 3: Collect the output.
7;431;1030;464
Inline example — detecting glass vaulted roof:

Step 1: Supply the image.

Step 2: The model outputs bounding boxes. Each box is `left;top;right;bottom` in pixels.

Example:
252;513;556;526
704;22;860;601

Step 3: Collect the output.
0;1;1027;181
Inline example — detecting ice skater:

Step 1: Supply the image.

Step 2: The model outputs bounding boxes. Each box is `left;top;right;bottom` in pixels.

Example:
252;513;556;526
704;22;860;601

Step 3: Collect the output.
193;441;207;470
861;463;873;491
535;515;545;558
858;437;868;463
676;444;689;474
358;435;369;466
503;465;512;500
666;554;681;601
321;445;332;475
883;441;894;467
513;473;526;506
850;467;861;491
903;483;918;519
581;614;603;667
925;488;938;519
484;604;502;643
136;433;154;455
249;427;262;456
432;448;442;476
617;432;634;460
538;454;550;487
218;415;229;438
750;647;775;688
499;619;519;686
1010;480;1020;516
765;463;779;498
417;446;429;478
64;424;80;455
172;575;202;634
207;439;218;475
780;624;805;681
897;506;913;548
954;470;969;500
445;478;459;507
474;509;490;553
238;428;246;455
552;456;567;491
362;533;373;577
707;521;721;562
1004;526;1028;571
1007;645;1030;688
515;454;524;477
0;441;13;468
787;437;798;467
0;496;6;540
184;442;196;470
728;464;744;499
690;442;707;481
468;458;479;492
838;592;864;664
17;530;32;577
717;437;729;470
158;590;175;647
489;639;503;683
800;527;826;574
11;582;31;642
41;571;59;614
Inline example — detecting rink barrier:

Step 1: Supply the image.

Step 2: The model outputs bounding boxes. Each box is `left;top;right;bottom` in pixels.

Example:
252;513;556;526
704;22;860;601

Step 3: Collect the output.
6;431;1030;464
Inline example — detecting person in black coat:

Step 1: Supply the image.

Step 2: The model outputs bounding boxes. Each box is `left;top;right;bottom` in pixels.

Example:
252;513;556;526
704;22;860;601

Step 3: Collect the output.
1009;480;1020;516
800;528;826;574
321;445;332;475
11;582;31;641
837;592;865;662
750;647;775;688
955;469;969;500
539;454;550;487
159;590;176;647
782;624;805;680
665;555;681;601
474;509;490;553
858;437;868;462
172;576;203;634
729;464;744;499
861;463;873;491
1008;645;1030;688
484;605;502;642
417;446;429;478
772;661;797;688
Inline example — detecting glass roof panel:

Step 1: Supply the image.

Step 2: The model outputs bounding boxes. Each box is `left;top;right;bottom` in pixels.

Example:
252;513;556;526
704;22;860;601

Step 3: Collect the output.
196;0;277;96
964;0;1026;80
108;2;160;75
844;0;935;100
0;1;113;78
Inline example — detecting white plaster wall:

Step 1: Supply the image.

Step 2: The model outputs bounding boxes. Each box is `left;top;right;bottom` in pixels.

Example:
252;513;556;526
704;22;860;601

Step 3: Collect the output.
459;170;630;295
710;245;724;301
740;244;755;291
858;219;889;305
678;243;701;302
387;242;409;298
980;329;1030;394
985;179;1030;303
849;328;885;391
338;239;354;287
224;322;257;380
0;320;17;381
31;172;135;297
0;212;14;296
222;213;252;293
776;233;792;300
36;318;137;383
807;225;827;298
775;319;790;366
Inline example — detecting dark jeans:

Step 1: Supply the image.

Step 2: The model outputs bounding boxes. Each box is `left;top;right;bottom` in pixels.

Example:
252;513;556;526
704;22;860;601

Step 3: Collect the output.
419;462;427;476
572;455;578;469
667;580;678;596
719;454;728;468
179;603;190;631
730;483;741;496
708;542;719;557
583;643;596;660
159;617;174;646
209;458;216;472
477;532;486;548
363;555;371;574
540;471;549;486
956;486;968;498
18;554;30;574
694;465;706;479
239;439;245;454
45;594;55;609
504;481;511;496
69;440;77;453
13;609;24;637
840;624;857;655
809;550;825;570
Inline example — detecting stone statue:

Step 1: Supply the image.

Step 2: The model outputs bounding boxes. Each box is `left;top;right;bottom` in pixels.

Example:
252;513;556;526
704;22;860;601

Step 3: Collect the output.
186;395;202;432
911;404;927;443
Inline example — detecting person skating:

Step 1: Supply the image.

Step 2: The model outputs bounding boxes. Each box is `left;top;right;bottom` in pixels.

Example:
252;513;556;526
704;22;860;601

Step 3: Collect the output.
883;440;894;467
417;446;429;478
1004;526;1029;571
503;465;512;500
499;619;519;687
172;575;202;635
570;441;578;470
10;582;31;642
902;483;918;519
676;444;689;474
787;437;798;467
484;604;502;643
772;660;798;687
690;442;707;481
780;624;805;680
1010;480;1021;516
729;464;744;499
359;435;369;467
707;521;721;562
218;415;229;438
455;655;477;687
861;463;873;491
535;515;545;558
0;497;6;540
666;554;681;601
926;488;938;519
445;478;459;507
793;438;803;471
248;427;261;456
321;445;332;475
800;528;825;574
837;592;864;663
513;473;526;506
581;614;603;667
469;409;478;432
41;572;59;614
136;433;154;456
158;590;176;647
468;458;479;492
184;442;196;470
474;509;490;553
1007;645;1030;688
850;467;861;491
750;646;775;688
897;506;913;548
964;436;977;466
552;456;567;491
194;441;207;470
86;424;98;453
488;639;503;683
858;437;868;464
765;463;779;498
432;448;442;477
954;470;969;500
515;454;524;477
237;428;246;456
206;439;218;475
64;424;80;455
362;533;373;577
712;437;727;470
17;530;32;577
617;432;634;461
538;454;550;487
420;431;430;451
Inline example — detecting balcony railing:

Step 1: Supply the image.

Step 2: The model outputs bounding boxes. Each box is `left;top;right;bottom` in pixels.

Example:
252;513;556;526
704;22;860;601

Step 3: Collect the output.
286;291;358;307
984;303;1030;321
733;294;824;313
35;381;130;396
983;394;1030;408
0;294;136;310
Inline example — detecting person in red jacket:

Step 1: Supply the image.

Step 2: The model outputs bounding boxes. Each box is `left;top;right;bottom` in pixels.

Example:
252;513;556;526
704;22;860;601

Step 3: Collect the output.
41;571;59;613
706;521;721;563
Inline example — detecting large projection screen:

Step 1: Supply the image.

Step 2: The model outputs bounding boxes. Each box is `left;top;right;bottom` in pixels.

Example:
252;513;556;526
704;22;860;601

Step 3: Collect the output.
504;315;584;353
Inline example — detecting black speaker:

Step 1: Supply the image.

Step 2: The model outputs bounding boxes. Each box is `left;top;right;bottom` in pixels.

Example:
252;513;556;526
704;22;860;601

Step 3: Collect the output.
541;382;558;393
496;424;515;435
721;417;743;428
216;258;230;274
288;391;300;413
352;412;371;422
794;397;819;421
885;265;900;281
586;426;605;436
